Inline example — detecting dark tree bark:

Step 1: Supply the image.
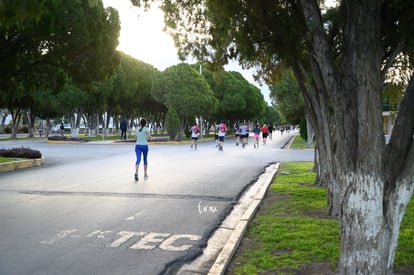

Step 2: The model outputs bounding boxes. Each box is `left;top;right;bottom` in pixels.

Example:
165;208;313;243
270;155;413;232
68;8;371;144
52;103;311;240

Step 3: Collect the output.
300;0;414;273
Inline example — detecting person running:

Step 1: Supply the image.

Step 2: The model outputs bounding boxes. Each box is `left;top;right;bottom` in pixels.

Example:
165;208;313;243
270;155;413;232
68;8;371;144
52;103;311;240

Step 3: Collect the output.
217;120;227;151
190;123;200;150
239;122;248;148
234;124;240;146
268;123;274;139
134;118;151;181
253;124;261;148
279;124;285;135
262;124;269;144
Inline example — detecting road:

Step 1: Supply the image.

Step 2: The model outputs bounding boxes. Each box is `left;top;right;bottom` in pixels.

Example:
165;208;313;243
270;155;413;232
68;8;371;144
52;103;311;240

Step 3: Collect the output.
0;132;313;275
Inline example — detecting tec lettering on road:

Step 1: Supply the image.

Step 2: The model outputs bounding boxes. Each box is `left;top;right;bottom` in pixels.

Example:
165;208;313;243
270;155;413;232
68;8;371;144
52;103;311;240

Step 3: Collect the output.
40;229;201;252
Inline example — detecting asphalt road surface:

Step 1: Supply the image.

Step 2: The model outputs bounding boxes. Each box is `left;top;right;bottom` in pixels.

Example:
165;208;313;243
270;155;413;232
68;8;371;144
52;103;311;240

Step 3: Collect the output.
0;131;313;275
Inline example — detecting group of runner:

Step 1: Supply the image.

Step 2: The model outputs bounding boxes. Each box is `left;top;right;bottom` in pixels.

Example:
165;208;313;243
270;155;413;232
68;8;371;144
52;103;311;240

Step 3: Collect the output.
237;123;274;149
189;121;275;151
134;118;279;181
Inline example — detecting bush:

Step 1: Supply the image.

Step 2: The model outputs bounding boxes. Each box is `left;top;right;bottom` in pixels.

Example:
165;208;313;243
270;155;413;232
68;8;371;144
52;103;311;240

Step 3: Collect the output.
47;136;88;142
19;126;29;133
0;147;42;159
4;125;12;134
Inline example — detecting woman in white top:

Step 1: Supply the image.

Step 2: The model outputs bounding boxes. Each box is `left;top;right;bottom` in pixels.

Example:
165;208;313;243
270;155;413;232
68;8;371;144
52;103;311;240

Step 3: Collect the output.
134;118;151;181
190;123;200;150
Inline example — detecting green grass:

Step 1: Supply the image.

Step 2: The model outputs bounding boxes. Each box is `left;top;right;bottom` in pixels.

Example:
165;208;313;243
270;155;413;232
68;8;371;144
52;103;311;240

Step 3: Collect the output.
227;161;414;274
0;157;23;163
289;136;314;149
395;198;414;267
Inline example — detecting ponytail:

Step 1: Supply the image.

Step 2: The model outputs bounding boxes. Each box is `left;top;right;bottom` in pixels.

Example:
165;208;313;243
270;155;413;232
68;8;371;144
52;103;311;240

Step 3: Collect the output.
139;118;146;132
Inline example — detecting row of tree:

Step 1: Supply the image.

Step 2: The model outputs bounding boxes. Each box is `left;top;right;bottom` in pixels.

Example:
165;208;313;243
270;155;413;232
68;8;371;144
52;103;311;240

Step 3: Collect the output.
0;0;121;138
0;0;283;140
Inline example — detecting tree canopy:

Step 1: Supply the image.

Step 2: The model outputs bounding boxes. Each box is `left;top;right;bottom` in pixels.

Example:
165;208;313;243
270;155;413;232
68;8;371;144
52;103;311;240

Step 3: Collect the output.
202;69;266;122
0;0;120;136
269;69;304;125
151;63;218;138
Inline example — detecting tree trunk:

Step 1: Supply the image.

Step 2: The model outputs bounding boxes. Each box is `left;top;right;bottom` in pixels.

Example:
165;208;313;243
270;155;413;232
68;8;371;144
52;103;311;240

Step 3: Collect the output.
95;112;100;137
340;175;391;274
305;113;314;147
292;59;340;216
25;110;35;138
299;0;414;273
10;108;23;139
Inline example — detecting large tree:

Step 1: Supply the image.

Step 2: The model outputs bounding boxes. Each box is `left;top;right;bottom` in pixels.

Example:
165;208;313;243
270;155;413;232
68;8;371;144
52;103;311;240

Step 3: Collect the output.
151;63;218;140
269;70;304;126
108;52;160;126
150;0;414;273
202;69;266;123
0;0;120;137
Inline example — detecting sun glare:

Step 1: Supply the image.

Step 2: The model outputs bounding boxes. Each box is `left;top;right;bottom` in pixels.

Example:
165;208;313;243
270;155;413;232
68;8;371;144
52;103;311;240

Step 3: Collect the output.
103;0;179;71
102;0;271;103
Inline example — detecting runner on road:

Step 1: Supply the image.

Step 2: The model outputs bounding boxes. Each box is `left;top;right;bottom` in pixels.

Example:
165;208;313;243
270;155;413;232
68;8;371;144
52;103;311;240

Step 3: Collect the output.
134;118;151;181
253;124;261;149
217;121;227;151
262;124;269;145
190;123;200;150
239;122;248;148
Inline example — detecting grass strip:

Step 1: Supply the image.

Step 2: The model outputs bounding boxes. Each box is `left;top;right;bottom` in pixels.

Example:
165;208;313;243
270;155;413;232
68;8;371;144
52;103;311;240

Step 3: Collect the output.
227;161;414;274
0;157;24;163
289;136;313;149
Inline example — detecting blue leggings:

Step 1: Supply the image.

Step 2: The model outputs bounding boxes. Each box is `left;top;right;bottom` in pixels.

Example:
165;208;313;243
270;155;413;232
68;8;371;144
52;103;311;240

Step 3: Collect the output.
135;144;149;165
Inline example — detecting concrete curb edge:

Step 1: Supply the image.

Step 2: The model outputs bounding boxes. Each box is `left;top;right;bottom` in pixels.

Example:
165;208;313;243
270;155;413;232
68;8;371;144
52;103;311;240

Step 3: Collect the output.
207;162;280;275
0;157;45;172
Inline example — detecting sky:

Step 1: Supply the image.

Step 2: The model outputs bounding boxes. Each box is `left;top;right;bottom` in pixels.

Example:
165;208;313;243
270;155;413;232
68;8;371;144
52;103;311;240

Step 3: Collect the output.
102;0;271;104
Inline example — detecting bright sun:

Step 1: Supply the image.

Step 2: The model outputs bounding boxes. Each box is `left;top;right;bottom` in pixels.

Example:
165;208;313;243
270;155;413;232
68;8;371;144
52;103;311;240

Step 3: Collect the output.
102;0;180;71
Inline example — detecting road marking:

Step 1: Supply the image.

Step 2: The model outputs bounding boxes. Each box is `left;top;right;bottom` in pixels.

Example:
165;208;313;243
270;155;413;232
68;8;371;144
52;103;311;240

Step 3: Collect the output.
126;210;145;221
159;234;202;251
41;229;202;252
86;230;112;238
40;229;78;244
130;232;171;250
110;231;146;248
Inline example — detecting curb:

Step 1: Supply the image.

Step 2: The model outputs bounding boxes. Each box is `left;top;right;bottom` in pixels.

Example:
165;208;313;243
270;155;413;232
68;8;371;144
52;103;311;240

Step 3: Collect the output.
208;163;279;274
0;157;45;172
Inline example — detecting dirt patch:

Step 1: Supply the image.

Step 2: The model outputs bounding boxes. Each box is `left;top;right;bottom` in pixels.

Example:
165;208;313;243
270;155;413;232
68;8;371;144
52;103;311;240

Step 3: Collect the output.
293;262;336;274
395;266;414;275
